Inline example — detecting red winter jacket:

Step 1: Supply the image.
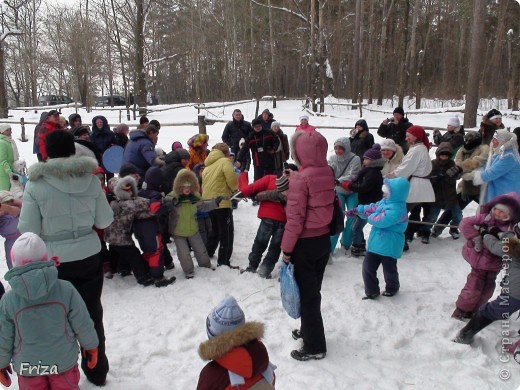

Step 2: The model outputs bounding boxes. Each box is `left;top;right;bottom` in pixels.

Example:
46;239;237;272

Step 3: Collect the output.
238;173;286;223
37;120;60;161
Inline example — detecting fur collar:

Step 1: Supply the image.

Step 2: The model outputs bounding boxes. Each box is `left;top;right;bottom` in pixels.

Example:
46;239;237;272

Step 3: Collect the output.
198;322;264;361
114;176;138;200
173;169;200;194
28;156;98;181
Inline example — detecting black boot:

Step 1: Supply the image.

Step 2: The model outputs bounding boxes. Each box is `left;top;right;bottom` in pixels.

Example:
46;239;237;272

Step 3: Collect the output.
452;311;494;344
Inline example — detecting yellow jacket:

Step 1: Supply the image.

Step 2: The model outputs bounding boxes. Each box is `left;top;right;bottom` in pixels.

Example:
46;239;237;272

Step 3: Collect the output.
201;149;238;209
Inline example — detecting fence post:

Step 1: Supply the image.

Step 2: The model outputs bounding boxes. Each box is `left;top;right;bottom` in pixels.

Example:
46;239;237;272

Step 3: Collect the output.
20;117;28;142
133;104;137;120
358;93;363;118
198;113;207;135
119;110;122;123
273;96;277;109
255;99;260;119
126;107;130;121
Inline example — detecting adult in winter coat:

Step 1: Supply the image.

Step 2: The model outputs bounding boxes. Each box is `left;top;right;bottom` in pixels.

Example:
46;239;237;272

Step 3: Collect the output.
122;125;163;179
222;109;253;155
91;115;116;157
271;121;290;175
255;109;275;131
33;111;48;161
380;138;404;178
0;233;99;389
295;114;316;132
197;296;275;389
433;131;490;238
0;124;16;191
350;119;374;159
247;118;280;181
472;130;520;203
18;130;113;386
161;148;190;194
388;126;434;246
281;130;335;361
71;125;102;165
113;123;129;148
37;109;61;161
377;106;413;154
433;116;465;156
68;113;82;129
202;143;238;267
328;137;361;255
479;108;505;145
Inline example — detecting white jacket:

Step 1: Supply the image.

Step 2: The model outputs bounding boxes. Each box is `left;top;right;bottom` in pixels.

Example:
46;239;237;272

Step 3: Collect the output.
393;144;435;203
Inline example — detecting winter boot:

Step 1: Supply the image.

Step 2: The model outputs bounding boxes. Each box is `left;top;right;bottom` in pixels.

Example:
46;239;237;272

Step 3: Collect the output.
137;275;155;287
449;228;460;240
451;307;474;321
351;244;366;257
431;228;442;238
514;343;520;364
154;276;176;287
290;347;326;361
292;329;303;340
421;232;430;244
452;311;493;344
362;293;380;300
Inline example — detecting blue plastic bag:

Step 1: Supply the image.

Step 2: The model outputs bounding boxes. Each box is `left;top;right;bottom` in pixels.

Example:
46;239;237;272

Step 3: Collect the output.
280;262;301;319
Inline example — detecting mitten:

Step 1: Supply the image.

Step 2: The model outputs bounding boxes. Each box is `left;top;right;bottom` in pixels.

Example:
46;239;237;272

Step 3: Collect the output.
346;208;358;217
0;365;12;387
154;157;165;166
472;236;483;253
83;348;98;369
472;170;484;186
214;196;225;206
341;181;351;191
476;224;488;236
446;166;462;178
486;226;502;239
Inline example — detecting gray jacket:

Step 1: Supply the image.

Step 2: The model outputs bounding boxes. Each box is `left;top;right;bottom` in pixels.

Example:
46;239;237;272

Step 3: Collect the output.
484;232;520;300
328;137;361;195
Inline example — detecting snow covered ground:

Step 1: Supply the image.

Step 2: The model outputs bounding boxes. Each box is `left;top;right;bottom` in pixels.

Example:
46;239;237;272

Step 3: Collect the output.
1;99;520;389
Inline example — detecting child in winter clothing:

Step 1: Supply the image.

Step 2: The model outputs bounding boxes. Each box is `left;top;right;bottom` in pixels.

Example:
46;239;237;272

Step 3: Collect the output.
187;133;209;169
197;296;276;389
453;221;520;345
0;191;21;269
328;137;361;255
168;169;221;279
192;164;213;248
104;176;157;286
452;193;520;320
340;144;384;257
239;171;288;279
420;142;462;243
347;177;410;299
136;167;176;287
0;233;98;389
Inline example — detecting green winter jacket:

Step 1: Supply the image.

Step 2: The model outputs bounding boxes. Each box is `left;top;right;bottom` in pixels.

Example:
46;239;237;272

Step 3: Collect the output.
167;192;217;237
0;261;98;375
18;157;114;262
0;134;14;190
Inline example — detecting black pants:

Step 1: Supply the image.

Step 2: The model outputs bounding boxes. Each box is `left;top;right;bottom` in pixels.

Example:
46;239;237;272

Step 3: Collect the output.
57;254;109;386
293;234;330;354
253;165;275;182
405;203;430;240
207;208;234;265
110;244;150;281
362;251;399;295
248;219;285;274
436;193;480;230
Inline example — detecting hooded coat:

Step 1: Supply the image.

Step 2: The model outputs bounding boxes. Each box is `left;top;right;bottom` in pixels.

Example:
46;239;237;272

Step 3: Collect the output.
328;137;361;196
197;322;274;390
33;112;48;156
281;130;335;254
349;158;385;204
350;119;375;159
479;115;504;146
201;149;238;209
454;138;489;199
393;143;434;203
0;132;14;190
0;261;98;375
433;126;465;152
429;142;458;208
162;149;190;194
122;130;157;176
381;145;405;178
356;177;410;259
90;115;116;155
18;157;113;262
37;118;60;161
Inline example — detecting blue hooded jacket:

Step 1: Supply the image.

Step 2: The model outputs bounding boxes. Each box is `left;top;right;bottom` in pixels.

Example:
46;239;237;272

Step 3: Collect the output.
91;115;116;155
356;177;410;259
122;130;158;176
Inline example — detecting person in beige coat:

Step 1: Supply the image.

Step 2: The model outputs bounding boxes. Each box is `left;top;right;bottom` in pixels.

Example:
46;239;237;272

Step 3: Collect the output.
202;143;239;268
380;138;404;178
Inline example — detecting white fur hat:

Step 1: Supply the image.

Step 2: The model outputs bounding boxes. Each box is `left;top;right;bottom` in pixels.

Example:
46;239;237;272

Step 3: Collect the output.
299;115;309;121
447;117;460;127
379;138;397;152
0;124;11;133
11;232;49;267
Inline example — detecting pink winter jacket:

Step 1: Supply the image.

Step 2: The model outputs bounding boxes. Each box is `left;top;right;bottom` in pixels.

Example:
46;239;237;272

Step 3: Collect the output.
295;124;316;132
281;131;335;254
459;213;511;271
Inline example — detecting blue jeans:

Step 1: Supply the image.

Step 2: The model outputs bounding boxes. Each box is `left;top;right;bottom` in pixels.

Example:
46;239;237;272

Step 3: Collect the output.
351;216;368;246
423;204;463;234
330;192;358;253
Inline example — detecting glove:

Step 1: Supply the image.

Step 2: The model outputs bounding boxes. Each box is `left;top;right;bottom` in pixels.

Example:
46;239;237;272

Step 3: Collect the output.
346;208;358;217
446;165;462;178
484;226;502;239
0;365;12;387
341;181;351;191
472;170;484;186
282;252;291;264
334;179;340;186
214;196;225;206
83;348;98;369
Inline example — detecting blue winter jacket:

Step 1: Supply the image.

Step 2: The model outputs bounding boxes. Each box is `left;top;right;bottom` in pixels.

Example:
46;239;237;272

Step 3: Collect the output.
0;261;98;375
481;149;520;203
122;131;158;176
90;115;116;155
356;177;410;259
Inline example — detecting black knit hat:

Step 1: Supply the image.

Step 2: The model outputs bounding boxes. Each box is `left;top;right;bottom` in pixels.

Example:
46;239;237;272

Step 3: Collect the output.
119;163;139;177
46;130;75;158
144;166;163;190
71;125;90;138
486;109;502;121
251;118;262;127
393;107;405;116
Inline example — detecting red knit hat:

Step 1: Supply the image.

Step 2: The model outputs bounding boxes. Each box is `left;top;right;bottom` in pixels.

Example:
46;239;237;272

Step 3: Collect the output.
407;125;431;149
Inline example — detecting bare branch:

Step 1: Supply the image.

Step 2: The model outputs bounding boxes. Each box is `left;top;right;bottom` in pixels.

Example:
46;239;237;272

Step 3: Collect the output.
0;29;22;41
144;52;183;67
250;0;308;24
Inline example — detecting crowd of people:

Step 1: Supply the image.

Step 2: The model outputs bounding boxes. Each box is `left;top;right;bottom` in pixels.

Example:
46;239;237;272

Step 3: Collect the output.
0;105;518;388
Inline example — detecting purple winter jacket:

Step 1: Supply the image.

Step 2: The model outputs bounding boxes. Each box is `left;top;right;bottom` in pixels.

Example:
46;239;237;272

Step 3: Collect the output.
281;130;335;254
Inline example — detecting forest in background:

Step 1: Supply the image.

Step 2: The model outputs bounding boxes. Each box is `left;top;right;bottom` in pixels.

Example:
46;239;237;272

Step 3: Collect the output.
0;0;519;116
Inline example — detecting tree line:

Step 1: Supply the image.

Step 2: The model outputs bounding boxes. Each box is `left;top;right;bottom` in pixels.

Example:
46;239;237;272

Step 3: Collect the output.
0;0;518;124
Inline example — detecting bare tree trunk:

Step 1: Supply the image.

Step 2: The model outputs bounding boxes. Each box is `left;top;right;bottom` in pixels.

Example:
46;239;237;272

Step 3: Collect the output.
268;0;276;97
377;0;393;105
408;0;420;96
464;0;486;128
397;0;410;108
352;0;361;108
0;42;8;118
367;0;376;104
310;0;317;112
135;0;147;115
318;0;325;113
